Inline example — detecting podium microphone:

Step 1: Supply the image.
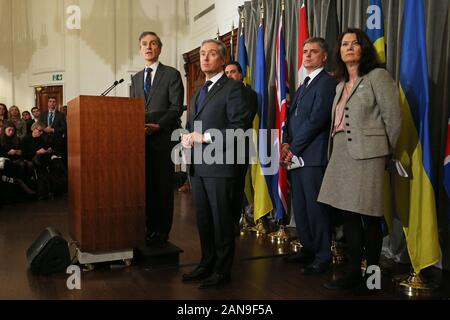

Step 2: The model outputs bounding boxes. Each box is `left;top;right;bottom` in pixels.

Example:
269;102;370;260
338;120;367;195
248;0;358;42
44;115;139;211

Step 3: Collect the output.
100;79;124;96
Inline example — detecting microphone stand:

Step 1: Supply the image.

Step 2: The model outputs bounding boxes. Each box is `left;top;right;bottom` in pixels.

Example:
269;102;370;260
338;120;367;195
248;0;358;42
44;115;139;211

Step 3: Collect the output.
100;81;118;96
100;79;124;96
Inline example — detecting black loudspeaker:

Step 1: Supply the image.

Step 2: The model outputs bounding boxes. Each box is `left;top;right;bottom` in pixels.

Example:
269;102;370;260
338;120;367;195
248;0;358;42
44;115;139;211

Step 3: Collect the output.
26;227;71;275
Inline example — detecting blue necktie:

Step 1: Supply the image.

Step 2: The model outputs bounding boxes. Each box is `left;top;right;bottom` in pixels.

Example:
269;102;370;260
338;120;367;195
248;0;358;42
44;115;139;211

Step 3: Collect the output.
195;81;213;114
295;76;311;116
144;67;153;99
49;112;54;126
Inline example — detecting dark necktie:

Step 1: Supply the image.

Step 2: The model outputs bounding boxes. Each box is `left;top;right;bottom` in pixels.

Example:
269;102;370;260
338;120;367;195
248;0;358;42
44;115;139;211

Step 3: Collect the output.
195;80;213;114
295;76;311;116
49;112;54;126
144;67;153;99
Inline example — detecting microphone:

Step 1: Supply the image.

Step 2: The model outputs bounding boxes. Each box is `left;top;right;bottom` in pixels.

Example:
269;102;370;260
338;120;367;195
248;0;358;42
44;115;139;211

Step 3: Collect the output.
100;79;124;96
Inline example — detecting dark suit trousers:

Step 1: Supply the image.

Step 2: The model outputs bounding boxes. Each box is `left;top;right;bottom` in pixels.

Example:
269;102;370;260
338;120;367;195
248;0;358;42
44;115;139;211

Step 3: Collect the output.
145;138;174;237
290;166;332;264
231;163;248;224
190;176;235;276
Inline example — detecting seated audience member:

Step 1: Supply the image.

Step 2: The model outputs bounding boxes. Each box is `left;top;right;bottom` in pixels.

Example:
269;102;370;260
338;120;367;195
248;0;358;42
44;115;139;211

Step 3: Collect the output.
0;103;8;121
8;105;27;139
22;122;54;199
0;121;35;195
22;110;34;135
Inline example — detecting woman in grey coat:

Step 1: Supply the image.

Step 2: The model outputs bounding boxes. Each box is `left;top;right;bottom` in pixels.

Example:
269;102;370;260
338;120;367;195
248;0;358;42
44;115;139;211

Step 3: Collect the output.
318;28;402;292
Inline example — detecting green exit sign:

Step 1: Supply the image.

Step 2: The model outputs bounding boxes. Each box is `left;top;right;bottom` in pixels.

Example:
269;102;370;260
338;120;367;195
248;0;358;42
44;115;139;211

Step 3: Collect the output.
52;74;63;81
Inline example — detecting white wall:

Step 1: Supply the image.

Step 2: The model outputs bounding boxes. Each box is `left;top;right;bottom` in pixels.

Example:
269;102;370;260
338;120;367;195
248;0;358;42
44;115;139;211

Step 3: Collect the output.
0;0;244;112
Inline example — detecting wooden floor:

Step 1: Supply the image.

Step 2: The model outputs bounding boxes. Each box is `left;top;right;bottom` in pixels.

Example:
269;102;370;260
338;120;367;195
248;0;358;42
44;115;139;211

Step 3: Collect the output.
0;192;449;301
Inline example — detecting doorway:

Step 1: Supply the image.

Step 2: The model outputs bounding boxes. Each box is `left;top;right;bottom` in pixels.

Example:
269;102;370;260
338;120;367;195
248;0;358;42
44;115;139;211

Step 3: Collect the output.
35;85;63;113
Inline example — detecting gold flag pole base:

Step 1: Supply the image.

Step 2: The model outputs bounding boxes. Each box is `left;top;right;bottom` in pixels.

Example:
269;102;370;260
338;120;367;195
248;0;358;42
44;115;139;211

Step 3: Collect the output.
393;271;439;297
239;212;254;235
331;240;345;265
268;225;290;244
290;239;303;252
250;219;268;237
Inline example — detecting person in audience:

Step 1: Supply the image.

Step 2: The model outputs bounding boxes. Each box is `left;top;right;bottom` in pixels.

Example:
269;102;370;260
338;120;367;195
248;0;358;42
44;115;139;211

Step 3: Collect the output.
0;120;34;195
318;28;402;294
39;97;66;157
31;107;41;123
22;111;34;135
8;105;27;139
23;122;54;199
0;103;8;121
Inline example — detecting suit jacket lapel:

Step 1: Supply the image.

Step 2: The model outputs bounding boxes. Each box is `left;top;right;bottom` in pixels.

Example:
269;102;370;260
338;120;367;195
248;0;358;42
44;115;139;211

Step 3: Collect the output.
148;63;164;102
300;70;325;99
290;70;326;115
289;87;301;115
332;82;345;123
190;90;200;123
346;77;364;102
195;74;227;118
136;70;145;98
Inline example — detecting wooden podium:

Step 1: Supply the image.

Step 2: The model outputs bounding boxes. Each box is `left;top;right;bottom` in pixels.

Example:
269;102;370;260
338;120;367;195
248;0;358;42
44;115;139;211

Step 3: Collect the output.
67;96;146;263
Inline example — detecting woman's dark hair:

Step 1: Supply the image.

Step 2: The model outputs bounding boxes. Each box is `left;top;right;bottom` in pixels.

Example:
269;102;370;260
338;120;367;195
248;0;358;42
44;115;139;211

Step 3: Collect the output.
0;103;8;119
333;28;379;82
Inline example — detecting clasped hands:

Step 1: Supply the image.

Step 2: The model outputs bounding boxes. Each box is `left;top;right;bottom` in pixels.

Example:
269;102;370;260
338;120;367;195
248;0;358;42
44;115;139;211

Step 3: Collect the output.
181;132;204;149
280;143;294;168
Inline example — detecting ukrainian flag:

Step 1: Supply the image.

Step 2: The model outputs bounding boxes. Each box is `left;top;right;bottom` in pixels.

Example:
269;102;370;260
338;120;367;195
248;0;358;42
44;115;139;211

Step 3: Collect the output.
238;29;253;206
252;23;273;222
394;0;440;273
238;31;251;86
367;0;386;64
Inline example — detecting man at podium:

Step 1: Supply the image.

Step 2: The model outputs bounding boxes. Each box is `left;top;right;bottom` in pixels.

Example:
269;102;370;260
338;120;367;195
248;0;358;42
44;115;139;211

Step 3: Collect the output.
130;31;184;246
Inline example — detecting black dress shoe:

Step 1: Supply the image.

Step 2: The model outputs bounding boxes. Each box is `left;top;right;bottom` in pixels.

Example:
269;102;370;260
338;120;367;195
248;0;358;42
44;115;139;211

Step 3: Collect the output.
283;252;314;264
300;262;329;275
182;267;212;282
198;273;230;289
323;275;362;290
146;233;169;246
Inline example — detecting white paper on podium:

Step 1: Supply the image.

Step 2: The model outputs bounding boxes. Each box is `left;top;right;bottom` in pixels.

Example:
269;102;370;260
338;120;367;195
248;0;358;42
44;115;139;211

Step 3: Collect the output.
287;155;305;171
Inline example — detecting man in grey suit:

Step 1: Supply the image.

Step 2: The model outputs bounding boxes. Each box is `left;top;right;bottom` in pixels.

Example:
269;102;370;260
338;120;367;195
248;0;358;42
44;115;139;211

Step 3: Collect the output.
181;39;249;289
130;31;184;246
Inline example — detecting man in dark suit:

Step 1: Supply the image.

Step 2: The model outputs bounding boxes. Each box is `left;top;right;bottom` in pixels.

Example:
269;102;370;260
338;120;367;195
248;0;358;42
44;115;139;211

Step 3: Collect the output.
281;37;336;274
39;96;67;156
130;31;184;246
224;61;257;231
181;40;249;289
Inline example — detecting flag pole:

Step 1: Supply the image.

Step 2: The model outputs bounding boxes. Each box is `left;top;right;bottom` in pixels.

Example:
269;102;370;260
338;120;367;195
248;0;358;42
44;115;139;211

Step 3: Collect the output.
230;21;235;62
254;0;269;237
268;0;292;245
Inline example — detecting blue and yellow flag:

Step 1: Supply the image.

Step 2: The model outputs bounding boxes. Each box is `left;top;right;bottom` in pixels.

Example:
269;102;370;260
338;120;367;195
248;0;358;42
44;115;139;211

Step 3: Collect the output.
238;31;251;86
252;23;273;222
394;0;440;273
238;28;252;205
367;0;386;64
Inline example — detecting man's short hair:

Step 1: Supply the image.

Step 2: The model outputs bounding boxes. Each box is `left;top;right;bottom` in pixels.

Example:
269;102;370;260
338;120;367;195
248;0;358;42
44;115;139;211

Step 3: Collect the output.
225;61;243;74
31;107;39;112
139;31;163;48
48;96;57;101
303;37;329;54
201;39;228;60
